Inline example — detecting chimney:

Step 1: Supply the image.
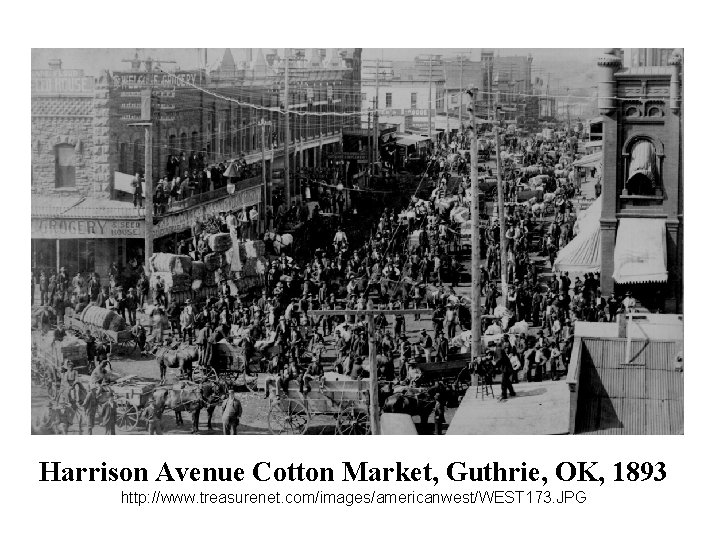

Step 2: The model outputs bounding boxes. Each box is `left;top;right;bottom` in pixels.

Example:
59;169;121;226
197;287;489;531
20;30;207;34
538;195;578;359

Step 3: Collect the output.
48;59;62;70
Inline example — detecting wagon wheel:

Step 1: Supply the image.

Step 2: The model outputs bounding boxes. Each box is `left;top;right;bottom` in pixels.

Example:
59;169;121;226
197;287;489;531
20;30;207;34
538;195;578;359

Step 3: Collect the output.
192;366;219;385
237;372;259;392
267;398;309;435
335;406;370;435
116;399;140;431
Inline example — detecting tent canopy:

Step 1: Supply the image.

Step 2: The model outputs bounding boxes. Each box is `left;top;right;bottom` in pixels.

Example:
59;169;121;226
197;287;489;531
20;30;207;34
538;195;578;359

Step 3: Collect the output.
613;218;667;284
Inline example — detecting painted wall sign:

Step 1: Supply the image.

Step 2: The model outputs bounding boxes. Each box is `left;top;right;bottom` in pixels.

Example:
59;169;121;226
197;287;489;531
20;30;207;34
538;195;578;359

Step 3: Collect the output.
31;218;145;239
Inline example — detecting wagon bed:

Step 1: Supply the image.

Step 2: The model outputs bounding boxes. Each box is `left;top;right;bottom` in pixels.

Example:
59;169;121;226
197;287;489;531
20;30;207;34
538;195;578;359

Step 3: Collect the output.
268;378;370;435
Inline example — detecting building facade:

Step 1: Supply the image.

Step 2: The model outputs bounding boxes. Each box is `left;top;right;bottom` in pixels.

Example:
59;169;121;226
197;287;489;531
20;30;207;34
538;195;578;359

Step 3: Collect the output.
31;49;362;280
597;48;683;312
361;57;445;135
31;62;145;279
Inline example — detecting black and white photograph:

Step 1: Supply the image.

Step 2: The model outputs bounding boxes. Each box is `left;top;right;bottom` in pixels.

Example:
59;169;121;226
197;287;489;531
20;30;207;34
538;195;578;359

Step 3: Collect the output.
29;46;683;436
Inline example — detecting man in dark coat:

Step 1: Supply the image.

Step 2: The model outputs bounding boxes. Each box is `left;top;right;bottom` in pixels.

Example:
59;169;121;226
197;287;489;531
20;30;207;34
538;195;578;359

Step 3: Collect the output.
495;344;516;401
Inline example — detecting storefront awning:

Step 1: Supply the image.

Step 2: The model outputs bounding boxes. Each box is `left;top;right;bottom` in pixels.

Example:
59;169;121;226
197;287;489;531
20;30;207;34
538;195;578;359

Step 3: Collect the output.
613;218;667;284
553;196;601;275
572;152;602;168
395;134;431;146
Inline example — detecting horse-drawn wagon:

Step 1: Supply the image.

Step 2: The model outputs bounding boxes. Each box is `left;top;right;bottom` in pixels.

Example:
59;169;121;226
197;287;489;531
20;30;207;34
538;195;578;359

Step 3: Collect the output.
267;376;370;435
64;306;136;354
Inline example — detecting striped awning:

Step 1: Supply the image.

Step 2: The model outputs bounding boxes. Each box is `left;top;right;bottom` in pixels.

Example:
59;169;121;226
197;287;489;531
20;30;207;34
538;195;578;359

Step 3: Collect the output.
572;152;602;168
613;218;667;284
553;196;601;275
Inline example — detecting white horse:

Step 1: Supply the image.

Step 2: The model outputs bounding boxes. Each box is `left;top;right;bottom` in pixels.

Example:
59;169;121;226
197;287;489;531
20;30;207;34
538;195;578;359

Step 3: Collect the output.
264;231;294;255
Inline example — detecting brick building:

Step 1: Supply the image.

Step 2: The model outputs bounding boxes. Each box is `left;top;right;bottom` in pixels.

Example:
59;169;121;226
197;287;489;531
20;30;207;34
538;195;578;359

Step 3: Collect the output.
597;48;683;312
31;61;145;280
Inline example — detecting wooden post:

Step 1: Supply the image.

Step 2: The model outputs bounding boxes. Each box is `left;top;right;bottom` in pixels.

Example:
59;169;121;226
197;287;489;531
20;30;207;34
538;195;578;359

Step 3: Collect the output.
366;301;380;435
469;92;482;365
284;55;291;208
308;307;432;435
495;125;509;305
260;120;268;233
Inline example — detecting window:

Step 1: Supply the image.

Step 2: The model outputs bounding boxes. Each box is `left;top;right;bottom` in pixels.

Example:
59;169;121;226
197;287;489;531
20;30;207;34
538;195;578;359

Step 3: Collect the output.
55;144;76;188
410;92;417;109
119;142;128;174
361;93;367;102
626;140;659;196
385;92;392;108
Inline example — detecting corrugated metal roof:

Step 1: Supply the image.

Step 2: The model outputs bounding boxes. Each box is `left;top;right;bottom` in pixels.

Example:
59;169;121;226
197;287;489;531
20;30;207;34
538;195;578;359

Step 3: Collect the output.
574;337;683;435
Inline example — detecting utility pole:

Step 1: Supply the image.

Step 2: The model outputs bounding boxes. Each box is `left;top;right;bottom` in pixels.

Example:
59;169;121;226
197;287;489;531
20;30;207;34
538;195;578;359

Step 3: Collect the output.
468;90;482;367
308;305;432;435
260;119;270;232
132;88;155;274
494;108;509;306
427;55;433;141
374;59;380;176
284;55;291;208
459;55;464;130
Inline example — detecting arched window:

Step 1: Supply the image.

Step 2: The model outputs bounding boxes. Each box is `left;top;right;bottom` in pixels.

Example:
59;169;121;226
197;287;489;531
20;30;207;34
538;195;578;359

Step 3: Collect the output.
55;144;76;187
626;140;658;196
191;131;198;153
180;132;188;154
168;134;176;155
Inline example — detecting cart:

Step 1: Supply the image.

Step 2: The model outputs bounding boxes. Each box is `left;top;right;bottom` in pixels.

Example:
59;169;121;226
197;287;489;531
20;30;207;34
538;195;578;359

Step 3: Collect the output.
70;375;158;432
65;313;136;355
415;356;471;388
267;377;371;435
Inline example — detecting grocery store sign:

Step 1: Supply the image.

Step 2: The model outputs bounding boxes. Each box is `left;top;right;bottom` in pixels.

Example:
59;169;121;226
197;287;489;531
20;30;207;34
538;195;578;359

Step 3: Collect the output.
154;185;262;237
32;218;145;239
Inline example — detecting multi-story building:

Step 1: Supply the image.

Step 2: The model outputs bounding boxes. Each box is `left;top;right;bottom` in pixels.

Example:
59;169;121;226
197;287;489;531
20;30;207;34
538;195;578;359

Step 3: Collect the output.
31;61;146;279
597;48;683;312
31;49;362;281
361;57;445;135
628;48;676;68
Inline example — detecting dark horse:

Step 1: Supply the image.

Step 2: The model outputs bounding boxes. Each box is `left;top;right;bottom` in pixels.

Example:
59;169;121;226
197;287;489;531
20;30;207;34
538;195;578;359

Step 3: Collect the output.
153;379;227;426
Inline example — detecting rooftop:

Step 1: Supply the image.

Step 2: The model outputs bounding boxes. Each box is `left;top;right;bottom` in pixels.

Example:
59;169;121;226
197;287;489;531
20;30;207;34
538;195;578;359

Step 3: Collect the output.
573;336;683;435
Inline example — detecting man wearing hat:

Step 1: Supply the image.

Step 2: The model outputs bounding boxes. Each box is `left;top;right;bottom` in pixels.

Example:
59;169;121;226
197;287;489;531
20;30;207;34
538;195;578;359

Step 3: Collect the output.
622;291;636;313
143;396;163;435
221;389;243;435
420;329;434;363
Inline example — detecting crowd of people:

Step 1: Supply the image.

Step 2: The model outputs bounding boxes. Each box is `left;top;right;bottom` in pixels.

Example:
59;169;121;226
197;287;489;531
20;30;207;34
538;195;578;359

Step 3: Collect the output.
35;126;646;434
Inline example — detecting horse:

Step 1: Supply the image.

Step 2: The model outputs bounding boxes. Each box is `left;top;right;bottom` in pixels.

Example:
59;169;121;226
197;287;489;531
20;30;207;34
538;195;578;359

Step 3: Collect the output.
153;343;200;381
153;379;227;426
381;387;434;425
264;231;294;256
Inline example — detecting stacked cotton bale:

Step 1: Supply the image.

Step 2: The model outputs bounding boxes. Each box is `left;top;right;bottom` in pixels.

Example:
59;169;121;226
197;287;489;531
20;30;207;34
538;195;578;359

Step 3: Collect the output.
204;251;225;272
150;253;192;275
241;240;265;259
80;305;126;331
207;233;232;252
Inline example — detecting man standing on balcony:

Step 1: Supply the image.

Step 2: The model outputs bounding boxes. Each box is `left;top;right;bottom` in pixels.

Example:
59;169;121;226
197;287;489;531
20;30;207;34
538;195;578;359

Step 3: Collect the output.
249;206;259;239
